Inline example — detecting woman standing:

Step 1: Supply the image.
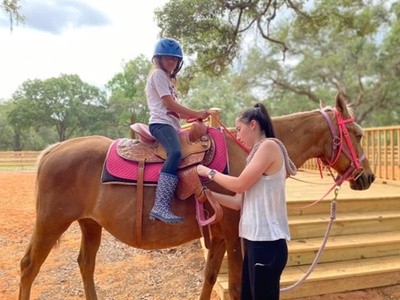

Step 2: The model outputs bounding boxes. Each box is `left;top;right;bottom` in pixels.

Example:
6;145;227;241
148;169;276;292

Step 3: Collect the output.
197;103;297;299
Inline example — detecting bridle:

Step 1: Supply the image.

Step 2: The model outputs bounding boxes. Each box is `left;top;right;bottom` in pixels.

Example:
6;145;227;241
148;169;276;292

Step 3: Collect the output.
319;108;365;186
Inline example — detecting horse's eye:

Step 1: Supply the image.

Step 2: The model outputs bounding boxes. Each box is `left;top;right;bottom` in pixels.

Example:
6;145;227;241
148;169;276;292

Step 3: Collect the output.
356;134;363;141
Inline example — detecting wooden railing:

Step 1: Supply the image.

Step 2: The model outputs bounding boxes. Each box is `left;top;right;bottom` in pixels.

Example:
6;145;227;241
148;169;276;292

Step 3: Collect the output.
364;126;399;182
0;151;39;170
301;125;400;183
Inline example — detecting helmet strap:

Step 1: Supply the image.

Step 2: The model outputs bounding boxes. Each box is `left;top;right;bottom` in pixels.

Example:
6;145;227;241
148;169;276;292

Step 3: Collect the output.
171;59;183;78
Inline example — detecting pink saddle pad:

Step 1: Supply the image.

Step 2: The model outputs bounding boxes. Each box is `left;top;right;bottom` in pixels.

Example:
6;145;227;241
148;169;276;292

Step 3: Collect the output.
103;127;228;183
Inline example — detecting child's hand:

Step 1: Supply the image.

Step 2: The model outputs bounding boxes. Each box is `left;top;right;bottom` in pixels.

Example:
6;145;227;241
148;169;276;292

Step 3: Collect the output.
196;109;209;120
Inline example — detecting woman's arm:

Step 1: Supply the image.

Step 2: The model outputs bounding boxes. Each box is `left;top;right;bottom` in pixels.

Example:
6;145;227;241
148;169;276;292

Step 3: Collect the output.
197;140;281;194
205;189;242;211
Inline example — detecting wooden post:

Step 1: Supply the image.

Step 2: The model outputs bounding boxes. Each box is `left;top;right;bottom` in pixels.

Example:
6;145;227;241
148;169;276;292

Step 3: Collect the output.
130;114;136;139
209;108;222;128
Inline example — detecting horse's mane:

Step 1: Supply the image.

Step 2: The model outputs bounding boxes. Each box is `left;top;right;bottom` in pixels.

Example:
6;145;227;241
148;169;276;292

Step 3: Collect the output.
272;109;320;121
272;103;364;139
272;103;355;121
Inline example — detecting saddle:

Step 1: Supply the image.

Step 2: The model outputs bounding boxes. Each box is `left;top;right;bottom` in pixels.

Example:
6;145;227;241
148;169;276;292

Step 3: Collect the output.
103;121;227;248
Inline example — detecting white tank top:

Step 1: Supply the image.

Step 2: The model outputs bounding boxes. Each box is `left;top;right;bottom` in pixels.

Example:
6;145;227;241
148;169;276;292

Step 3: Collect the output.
239;154;291;242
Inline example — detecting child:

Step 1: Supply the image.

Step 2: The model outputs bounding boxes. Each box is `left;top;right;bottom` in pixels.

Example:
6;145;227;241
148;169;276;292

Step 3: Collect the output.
146;37;211;223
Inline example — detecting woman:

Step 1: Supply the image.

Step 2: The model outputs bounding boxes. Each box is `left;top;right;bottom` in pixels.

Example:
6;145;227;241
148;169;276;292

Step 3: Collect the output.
197;103;297;299
147;37;211;223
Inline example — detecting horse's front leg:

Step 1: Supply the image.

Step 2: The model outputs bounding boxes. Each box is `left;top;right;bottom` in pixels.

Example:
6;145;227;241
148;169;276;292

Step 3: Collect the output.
225;236;242;300
199;237;226;300
77;219;103;300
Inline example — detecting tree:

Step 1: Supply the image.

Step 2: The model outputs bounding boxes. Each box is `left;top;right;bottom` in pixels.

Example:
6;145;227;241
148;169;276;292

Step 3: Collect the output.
182;71;258;126
156;0;399;126
155;0;376;75
271;1;398;126
9;74;108;141
1;0;24;30
0;103;14;150
106;56;152;135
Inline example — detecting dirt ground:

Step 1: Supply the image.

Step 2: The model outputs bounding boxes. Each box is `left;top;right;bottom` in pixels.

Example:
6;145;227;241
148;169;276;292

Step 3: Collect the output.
1;171;400;300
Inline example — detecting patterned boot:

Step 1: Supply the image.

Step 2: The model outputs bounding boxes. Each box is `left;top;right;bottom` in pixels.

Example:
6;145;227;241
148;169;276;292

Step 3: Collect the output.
149;172;183;223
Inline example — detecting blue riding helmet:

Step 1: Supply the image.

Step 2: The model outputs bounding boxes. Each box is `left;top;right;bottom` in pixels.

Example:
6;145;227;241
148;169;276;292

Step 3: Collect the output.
153;37;184;77
153;37;183;59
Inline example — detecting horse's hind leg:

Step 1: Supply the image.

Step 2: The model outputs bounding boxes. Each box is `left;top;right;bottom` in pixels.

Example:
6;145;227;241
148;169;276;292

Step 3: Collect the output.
77;218;102;300
200;237;226;300
19;221;72;300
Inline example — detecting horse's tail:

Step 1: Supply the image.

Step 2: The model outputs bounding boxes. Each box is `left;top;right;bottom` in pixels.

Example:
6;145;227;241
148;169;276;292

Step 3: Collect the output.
35;142;62;212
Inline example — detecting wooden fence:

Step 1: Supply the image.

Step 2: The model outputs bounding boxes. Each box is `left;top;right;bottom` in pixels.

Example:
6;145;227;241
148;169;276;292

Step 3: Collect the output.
301;125;400;183
0;151;39;170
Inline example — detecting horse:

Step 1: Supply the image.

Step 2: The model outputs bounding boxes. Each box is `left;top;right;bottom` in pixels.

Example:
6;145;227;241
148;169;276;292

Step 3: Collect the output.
18;92;375;300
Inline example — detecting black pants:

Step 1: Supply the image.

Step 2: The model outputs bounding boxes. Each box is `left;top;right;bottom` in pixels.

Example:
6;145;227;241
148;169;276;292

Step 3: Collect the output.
241;239;288;300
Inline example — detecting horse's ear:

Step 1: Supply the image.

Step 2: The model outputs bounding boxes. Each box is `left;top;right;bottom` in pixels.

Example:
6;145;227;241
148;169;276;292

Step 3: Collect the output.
319;99;326;109
335;91;351;118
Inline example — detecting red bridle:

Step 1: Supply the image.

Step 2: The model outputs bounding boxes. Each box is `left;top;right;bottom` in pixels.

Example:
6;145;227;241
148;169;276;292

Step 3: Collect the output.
319;109;365;186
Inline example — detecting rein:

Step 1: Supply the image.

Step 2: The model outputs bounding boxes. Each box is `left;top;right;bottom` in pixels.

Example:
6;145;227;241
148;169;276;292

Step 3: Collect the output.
281;109;366;291
281;187;339;292
212;116;250;154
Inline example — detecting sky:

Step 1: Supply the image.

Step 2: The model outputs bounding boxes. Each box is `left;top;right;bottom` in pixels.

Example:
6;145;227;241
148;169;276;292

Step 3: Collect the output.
0;0;168;100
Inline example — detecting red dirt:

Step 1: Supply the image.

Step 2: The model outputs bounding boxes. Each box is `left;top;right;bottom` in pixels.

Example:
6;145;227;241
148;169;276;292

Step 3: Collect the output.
1;172;399;300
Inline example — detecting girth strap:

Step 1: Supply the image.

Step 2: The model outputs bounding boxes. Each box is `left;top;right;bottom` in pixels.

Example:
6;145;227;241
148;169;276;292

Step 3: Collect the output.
134;159;145;247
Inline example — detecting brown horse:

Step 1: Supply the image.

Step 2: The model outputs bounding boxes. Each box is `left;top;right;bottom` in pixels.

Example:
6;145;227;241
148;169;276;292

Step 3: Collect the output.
18;92;374;300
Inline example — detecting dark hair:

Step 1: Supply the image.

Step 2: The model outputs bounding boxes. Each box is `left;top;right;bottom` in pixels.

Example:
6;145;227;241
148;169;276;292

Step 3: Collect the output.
237;103;276;138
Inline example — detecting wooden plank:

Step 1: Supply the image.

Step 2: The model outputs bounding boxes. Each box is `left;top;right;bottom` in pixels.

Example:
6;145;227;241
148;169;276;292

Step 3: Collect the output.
280;256;400;299
207;172;400;299
0;151;40;170
215;256;400;299
287;196;400;216
288;231;400;266
289;210;400;239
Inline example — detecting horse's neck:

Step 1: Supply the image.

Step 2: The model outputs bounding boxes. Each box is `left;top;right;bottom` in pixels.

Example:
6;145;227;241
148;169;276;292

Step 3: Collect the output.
273;111;327;168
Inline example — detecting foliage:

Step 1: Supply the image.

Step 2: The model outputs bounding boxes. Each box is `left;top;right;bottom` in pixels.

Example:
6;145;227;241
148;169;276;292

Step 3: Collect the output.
155;0;370;75
8;74;108;142
1;0;399;151
106;55;152;136
1;0;24;30
155;0;238;76
182;70;258;127
156;0;399;126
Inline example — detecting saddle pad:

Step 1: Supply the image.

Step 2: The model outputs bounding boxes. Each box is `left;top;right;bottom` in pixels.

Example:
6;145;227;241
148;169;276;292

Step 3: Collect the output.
204;127;227;172
102;127;227;184
105;139;162;183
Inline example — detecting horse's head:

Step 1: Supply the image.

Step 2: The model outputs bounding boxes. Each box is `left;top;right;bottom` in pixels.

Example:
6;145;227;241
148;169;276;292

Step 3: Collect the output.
320;92;375;190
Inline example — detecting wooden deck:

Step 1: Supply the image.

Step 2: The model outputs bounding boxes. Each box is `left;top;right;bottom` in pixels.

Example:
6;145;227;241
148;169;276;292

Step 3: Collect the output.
209;170;400;299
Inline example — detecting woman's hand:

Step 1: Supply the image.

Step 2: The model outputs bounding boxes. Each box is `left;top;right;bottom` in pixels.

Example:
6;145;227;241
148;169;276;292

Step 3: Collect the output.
197;164;210;177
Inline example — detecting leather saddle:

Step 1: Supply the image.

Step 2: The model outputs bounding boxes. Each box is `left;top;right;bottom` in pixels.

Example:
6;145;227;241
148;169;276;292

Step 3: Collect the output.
118;121;225;248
